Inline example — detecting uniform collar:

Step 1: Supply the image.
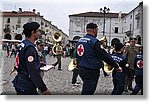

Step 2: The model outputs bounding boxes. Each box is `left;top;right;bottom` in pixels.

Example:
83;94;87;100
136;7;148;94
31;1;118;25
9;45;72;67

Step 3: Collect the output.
86;34;96;38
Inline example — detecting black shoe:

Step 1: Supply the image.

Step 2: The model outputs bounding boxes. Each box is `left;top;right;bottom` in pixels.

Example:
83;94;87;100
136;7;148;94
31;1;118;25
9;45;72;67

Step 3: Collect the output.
51;64;55;69
72;82;80;86
58;69;62;71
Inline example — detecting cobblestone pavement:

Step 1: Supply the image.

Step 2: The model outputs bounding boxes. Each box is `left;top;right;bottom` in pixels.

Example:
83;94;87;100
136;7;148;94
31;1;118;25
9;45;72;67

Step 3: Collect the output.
0;51;133;95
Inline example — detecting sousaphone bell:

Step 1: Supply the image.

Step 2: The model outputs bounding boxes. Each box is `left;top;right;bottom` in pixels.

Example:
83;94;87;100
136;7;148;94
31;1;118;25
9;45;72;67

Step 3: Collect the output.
52;32;62;55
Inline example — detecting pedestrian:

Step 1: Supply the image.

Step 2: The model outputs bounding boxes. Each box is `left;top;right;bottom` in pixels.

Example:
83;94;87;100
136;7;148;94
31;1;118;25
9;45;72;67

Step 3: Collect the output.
71;44;80;86
131;46;143;95
6;43;10;57
62;45;66;57
36;39;46;78
111;43;131;95
10;43;17;57
12;22;51;95
123;36;139;92
52;41;63;70
76;23;122;95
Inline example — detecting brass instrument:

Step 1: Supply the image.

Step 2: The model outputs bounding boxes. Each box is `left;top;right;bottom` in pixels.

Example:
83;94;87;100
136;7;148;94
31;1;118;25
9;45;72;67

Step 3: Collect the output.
68;58;77;71
52;32;62;42
52;32;62;55
99;36;113;71
103;61;113;72
99;35;107;47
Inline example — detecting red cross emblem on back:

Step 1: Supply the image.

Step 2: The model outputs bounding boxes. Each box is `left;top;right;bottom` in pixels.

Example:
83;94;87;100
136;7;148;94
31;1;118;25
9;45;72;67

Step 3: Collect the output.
137;60;143;69
77;44;84;56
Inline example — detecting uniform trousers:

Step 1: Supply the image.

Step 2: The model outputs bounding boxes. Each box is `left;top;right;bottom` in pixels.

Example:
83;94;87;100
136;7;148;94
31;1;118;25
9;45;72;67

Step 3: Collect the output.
72;68;79;84
15;88;38;95
131;70;143;95
78;67;100;95
53;55;61;70
111;71;125;95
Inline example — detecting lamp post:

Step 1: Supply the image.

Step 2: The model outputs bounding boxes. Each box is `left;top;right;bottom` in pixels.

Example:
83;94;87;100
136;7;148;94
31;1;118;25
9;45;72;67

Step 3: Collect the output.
100;7;110;36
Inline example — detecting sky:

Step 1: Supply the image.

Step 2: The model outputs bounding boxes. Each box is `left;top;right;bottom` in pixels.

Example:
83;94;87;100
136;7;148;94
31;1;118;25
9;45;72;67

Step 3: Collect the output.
0;0;143;35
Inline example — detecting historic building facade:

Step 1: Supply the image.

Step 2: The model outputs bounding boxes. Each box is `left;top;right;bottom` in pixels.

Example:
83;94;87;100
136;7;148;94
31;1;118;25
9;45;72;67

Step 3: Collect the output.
0;8;68;45
68;2;143;46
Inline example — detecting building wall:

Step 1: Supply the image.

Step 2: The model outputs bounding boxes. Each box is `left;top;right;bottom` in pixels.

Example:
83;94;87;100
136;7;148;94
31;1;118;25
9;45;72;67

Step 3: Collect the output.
1;9;68;45
69;2;143;46
69;16;125;46
123;2;143;44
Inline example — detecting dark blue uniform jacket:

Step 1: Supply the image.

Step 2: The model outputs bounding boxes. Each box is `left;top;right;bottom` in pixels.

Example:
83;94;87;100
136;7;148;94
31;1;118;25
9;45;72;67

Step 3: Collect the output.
76;34;119;70
12;39;47;92
112;53;129;75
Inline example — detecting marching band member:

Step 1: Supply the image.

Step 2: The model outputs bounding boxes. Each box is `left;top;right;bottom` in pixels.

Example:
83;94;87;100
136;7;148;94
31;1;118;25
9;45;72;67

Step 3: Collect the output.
12;22;51;95
131;46;143;95
52;41;63;70
111;43;131;95
76;23;122;95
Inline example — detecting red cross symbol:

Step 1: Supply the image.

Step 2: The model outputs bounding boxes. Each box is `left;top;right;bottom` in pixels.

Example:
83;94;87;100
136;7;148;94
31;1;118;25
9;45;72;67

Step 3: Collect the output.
15;52;19;68
77;44;84;56
137;60;143;68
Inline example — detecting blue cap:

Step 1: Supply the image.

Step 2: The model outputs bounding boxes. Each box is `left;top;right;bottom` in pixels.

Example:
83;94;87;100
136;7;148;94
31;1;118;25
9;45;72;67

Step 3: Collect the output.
23;22;40;31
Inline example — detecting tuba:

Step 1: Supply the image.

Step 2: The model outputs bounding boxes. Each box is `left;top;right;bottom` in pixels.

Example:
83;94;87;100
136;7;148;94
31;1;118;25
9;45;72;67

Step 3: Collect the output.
52;32;62;42
52;32;62;55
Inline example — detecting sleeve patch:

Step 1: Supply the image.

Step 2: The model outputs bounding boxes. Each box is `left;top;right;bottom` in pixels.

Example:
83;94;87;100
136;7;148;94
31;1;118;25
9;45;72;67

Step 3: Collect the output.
125;63;129;67
28;56;34;62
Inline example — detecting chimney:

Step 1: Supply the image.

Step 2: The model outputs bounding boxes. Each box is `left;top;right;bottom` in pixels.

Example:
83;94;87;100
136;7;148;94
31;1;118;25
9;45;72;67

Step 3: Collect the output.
33;9;36;13
37;12;40;15
19;8;22;13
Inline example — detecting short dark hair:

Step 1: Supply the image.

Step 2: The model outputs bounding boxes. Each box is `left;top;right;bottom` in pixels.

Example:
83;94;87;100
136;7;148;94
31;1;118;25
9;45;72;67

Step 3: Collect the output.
86;23;98;29
114;43;124;52
23;22;40;37
129;36;137;41
36;39;44;45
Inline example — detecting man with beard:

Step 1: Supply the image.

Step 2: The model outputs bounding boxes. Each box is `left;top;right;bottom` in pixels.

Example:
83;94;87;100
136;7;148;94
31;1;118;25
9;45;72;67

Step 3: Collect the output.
76;23;122;95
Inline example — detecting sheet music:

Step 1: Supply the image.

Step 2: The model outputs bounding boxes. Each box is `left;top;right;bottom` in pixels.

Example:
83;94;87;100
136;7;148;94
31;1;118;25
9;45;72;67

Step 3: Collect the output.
40;64;54;71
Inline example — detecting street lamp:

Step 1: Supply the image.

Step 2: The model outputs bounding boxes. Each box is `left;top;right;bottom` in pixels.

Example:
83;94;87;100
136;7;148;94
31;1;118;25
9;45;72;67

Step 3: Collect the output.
100;7;110;36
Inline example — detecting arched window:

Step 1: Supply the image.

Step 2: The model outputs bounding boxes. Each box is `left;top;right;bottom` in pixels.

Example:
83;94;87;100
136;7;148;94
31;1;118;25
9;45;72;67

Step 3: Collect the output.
4;34;11;40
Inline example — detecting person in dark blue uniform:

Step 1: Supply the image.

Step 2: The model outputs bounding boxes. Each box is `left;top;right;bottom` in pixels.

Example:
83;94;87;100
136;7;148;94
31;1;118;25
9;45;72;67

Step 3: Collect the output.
131;46;143;95
111;43;131;95
12;22;51;95
76;23;122;95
